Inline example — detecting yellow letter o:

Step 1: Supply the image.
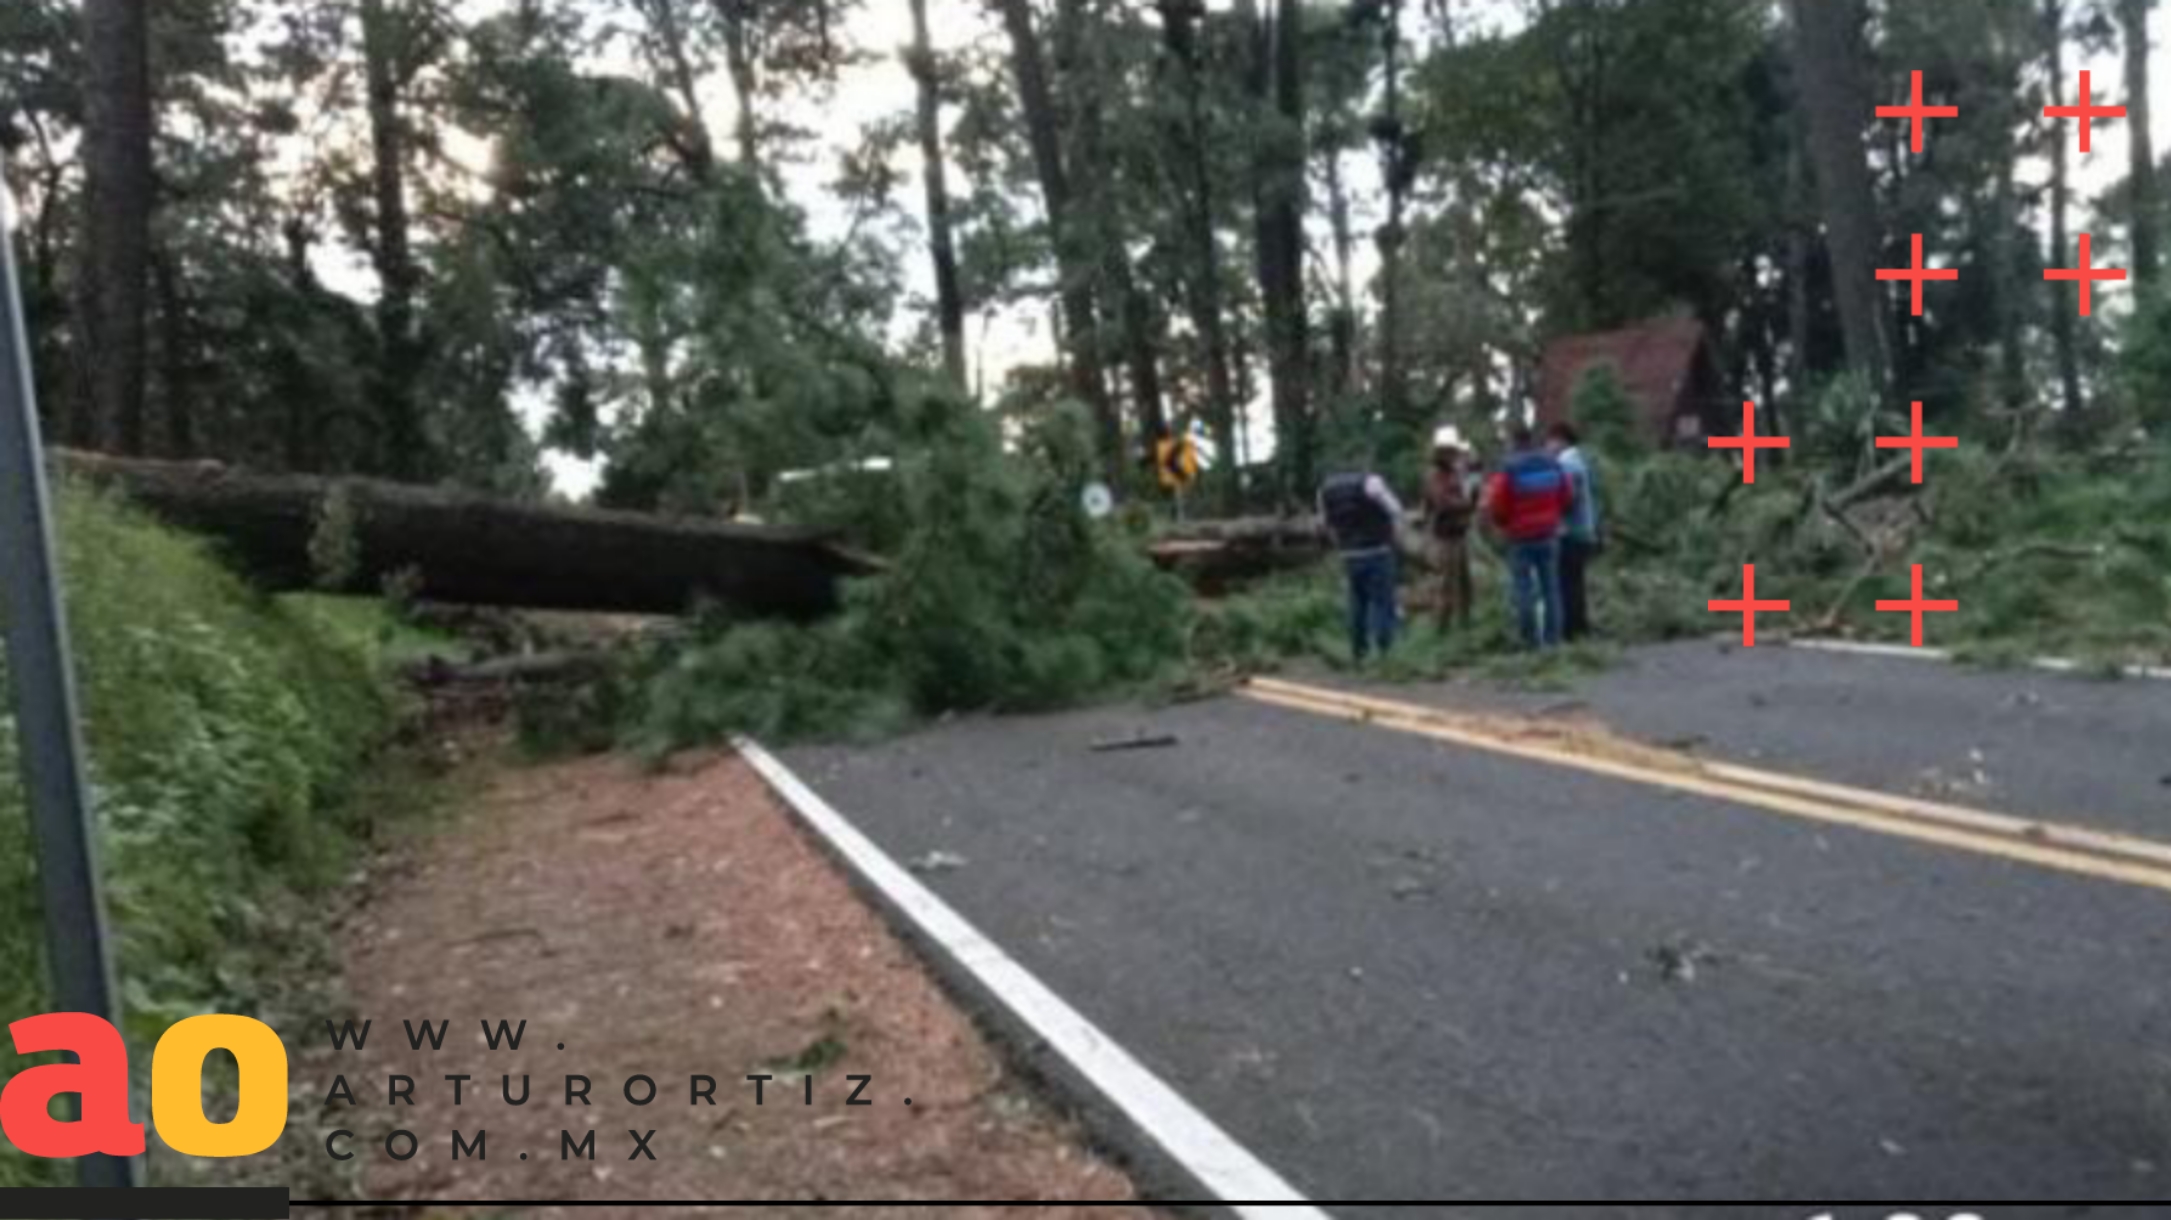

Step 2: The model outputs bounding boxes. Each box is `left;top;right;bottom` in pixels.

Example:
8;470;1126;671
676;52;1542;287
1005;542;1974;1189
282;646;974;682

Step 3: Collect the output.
151;1015;289;1157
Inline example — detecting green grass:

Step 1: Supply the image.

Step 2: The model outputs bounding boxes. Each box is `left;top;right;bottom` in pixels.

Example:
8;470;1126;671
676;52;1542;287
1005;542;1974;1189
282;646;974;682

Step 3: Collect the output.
1;483;406;1187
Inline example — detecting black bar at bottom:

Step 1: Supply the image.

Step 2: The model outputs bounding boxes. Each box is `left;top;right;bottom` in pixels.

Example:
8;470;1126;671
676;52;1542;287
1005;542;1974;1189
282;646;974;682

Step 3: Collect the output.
0;1187;287;1219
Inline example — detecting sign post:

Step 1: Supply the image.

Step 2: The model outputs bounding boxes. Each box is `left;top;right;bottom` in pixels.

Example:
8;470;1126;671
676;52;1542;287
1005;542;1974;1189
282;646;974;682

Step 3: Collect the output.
0;189;137;1190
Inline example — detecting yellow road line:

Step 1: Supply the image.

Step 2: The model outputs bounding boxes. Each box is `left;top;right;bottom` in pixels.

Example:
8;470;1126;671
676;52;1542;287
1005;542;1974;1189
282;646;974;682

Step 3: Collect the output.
1239;676;2171;897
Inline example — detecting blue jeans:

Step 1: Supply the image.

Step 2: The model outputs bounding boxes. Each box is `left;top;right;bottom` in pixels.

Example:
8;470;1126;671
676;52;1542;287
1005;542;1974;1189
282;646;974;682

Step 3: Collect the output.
1508;538;1565;648
1343;550;1399;660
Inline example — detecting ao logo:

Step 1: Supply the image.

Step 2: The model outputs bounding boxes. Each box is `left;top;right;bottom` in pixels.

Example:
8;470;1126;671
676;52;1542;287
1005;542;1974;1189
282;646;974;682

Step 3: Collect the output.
1;1013;289;1158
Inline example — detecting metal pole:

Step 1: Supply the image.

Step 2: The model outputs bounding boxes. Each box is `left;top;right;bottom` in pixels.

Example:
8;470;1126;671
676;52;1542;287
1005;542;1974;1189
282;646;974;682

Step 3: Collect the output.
0;185;138;1190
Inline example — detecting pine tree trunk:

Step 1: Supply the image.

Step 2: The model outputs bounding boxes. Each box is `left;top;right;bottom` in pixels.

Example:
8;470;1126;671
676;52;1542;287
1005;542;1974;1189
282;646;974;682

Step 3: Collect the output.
1785;127;1814;393
362;0;426;478
1160;0;1240;509
1322;146;1358;403
1246;0;1313;504
715;0;764;174
1055;0;1166;455
78;0;153;455
641;0;718;183
150;250;195;458
1786;0;1888;390
2123;0;2160;284
1377;0;1411;429
908;0;969;389
2047;0;2086;417
1993;88;2029;414
990;0;1119;476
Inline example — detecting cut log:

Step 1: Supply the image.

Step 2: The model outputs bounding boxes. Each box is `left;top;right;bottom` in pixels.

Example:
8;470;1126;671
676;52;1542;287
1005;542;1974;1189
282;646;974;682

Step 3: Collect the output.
56;450;879;619
1149;515;1328;592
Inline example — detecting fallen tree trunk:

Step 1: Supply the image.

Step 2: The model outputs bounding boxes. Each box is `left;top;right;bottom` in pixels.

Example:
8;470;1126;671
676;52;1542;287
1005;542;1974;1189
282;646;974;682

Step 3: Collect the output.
402;651;615;689
57;451;879;619
1148;516;1327;592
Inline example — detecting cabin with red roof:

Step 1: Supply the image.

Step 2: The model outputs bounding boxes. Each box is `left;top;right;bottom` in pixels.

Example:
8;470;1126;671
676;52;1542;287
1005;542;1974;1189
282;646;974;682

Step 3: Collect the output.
1534;315;1729;449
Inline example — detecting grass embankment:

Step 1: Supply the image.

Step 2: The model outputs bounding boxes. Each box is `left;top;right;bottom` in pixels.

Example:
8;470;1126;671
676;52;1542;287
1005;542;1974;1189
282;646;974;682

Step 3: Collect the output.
1;484;422;1187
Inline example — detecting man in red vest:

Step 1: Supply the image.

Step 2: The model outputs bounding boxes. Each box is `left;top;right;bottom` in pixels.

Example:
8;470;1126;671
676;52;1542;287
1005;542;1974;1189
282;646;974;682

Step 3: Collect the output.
1485;422;1576;648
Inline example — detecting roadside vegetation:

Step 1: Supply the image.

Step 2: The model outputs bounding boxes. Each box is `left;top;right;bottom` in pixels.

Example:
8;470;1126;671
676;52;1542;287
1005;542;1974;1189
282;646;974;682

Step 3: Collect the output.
628;396;1194;751
609;363;2171;750
0;484;421;1188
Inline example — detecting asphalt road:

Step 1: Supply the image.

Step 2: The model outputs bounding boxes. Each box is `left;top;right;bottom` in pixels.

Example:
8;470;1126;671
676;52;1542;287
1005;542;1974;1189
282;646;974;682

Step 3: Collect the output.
1345;639;2171;840
785;645;2171;1208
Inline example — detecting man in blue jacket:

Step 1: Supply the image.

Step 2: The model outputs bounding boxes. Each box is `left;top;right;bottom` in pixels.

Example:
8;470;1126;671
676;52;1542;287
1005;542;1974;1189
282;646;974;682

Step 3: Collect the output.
1546;422;1601;641
1485;424;1575;649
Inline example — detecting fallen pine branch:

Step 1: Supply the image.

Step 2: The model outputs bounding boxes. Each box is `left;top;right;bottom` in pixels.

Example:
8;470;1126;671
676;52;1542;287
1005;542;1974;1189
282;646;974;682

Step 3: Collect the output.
1828;453;1920;512
1957;540;2108;585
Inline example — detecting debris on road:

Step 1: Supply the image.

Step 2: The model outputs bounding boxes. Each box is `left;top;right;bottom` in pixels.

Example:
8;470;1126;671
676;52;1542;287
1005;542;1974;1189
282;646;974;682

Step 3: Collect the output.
1648;938;1723;985
908;849;969;874
1089;732;1181;753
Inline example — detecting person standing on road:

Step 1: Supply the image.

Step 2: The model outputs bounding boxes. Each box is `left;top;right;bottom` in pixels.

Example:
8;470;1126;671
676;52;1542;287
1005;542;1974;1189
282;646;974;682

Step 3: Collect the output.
1546;422;1601;641
1318;468;1408;663
1485;422;1575;649
1422;426;1478;629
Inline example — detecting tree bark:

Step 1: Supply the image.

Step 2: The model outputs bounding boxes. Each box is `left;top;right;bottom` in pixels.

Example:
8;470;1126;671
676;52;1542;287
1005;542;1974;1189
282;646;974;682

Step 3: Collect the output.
362;0;427;478
79;0;154;455
1246;0;1314;503
1786;0;1888;390
907;0;969;389
1784;124;1814;393
1992;79;2029;414
2123;0;2160;284
638;0;719;183
2046;0;2086;417
1149;515;1329;591
1056;0;1167;453
58;451;878;619
1322;143;1358;403
1376;0;1413;428
150;249;195;458
989;0;1119;475
1159;0;1241;510
715;0;765;174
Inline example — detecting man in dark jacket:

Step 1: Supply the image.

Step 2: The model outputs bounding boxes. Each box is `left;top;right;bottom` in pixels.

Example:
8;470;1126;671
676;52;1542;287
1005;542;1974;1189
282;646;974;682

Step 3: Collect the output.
1317;469;1407;662
1484;423;1575;649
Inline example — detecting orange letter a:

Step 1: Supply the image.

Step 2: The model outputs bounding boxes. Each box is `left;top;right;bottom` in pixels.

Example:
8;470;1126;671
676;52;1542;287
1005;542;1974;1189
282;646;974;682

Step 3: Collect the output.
1;1013;146;1157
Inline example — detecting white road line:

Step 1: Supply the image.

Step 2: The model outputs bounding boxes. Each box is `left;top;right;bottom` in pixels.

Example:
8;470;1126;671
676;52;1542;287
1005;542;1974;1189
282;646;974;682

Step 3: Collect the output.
1788;636;2171;681
733;736;1327;1219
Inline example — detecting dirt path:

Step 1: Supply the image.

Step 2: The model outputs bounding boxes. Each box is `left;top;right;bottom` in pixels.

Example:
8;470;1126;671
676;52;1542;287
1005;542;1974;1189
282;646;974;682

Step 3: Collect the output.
306;740;1148;1218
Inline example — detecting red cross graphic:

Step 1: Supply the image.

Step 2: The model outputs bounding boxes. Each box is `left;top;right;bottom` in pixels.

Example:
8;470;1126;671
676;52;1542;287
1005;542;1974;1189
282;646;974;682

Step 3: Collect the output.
1878;70;1958;154
1877;233;1959;317
1875;401;1959;485
1707;401;1791;485
1875;564;1960;648
1710;565;1789;649
2044;69;2125;154
2045;233;2126;317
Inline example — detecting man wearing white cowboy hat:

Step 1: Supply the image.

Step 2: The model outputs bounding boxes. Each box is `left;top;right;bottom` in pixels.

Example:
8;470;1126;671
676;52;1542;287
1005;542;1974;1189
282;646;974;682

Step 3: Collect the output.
1421;423;1479;628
